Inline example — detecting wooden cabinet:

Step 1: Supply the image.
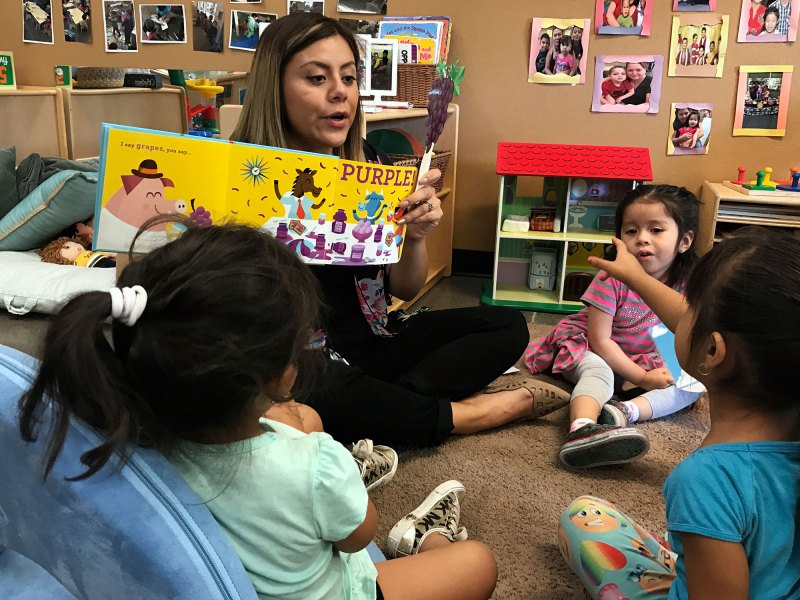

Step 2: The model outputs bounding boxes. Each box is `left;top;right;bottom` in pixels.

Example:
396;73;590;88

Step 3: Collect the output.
698;181;800;255
0;86;68;162
365;104;458;310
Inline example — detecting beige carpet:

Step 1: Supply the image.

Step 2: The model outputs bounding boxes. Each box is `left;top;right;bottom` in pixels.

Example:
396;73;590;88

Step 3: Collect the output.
370;323;710;599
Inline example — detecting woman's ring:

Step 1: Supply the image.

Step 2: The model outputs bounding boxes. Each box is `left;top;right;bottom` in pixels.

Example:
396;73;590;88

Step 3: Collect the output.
426;201;434;213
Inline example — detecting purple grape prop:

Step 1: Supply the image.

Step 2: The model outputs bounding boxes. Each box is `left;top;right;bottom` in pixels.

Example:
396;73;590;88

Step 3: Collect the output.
189;198;213;228
424;61;465;152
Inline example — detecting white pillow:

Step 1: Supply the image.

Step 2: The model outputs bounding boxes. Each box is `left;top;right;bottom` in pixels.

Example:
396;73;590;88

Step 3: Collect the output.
0;251;116;315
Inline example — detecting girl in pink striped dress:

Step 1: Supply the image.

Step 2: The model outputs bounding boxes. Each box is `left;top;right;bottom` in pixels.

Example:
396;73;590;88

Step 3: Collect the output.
524;185;705;468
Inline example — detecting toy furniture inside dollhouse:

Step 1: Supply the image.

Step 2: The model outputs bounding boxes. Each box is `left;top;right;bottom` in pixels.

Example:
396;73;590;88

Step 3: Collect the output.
483;143;653;313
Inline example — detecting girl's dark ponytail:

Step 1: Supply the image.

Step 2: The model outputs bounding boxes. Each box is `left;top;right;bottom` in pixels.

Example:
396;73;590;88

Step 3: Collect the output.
19;291;146;480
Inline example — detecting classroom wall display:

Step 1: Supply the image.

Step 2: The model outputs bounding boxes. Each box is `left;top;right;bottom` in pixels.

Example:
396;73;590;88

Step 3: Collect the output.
591;55;663;113
289;1;324;14
23;0;54;44
229;10;276;51
191;2;223;53
337;0;387;15
528;18;590;85
733;65;793;136
102;0;136;52
668;103;713;155
668;14;728;77
139;4;186;43
596;0;653;35
339;17;379;37
63;0;91;43
673;0;716;11
738;0;798;42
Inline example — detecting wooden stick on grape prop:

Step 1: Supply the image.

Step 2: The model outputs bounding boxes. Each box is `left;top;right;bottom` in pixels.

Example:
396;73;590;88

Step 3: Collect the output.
417;61;465;190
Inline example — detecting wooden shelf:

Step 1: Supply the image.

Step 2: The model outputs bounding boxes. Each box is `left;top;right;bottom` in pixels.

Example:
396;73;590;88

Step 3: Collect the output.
498;230;612;243
481;282;582;314
365;105;454;125
699;181;800;254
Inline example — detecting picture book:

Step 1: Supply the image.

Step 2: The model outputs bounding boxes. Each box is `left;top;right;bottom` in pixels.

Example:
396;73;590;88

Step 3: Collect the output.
382;15;451;61
378;19;444;63
93;124;418;265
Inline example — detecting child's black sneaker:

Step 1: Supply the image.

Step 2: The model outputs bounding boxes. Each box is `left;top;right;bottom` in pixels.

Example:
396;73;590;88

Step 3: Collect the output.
598;400;632;427
386;480;468;558
350;439;398;492
559;423;649;468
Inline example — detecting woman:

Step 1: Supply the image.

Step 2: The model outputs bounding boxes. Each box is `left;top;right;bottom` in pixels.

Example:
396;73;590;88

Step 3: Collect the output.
230;13;564;448
619;61;652;109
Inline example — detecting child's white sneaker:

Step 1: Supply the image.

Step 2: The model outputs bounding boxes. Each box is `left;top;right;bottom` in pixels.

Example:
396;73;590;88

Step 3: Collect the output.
351;439;398;492
386;480;468;558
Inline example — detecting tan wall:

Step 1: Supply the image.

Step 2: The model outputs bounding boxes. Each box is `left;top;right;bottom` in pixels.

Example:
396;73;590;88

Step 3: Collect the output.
4;0;799;251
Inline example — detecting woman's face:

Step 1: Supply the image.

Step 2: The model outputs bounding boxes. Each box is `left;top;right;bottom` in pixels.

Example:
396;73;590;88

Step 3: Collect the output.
676;108;689;123
552;28;562;45
626;62;646;82
282;35;359;155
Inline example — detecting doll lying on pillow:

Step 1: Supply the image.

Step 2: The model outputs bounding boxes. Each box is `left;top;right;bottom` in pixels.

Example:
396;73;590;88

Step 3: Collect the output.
40;236;116;268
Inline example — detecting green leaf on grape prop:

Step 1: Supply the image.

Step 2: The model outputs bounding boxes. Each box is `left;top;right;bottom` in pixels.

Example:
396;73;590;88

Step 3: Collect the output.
417;61;465;190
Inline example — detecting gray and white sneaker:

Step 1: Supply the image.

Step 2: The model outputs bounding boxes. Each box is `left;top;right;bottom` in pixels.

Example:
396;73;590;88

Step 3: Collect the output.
598;400;631;427
351;439;398;492
386;480;469;558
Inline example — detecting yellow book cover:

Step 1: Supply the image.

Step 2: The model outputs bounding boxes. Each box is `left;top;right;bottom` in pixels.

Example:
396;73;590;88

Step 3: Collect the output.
94;124;418;265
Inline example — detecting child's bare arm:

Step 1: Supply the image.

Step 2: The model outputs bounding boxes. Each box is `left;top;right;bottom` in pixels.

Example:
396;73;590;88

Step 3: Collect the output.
683;534;749;600
600;93;615;105
616;88;635;104
334;498;378;553
587;306;647;384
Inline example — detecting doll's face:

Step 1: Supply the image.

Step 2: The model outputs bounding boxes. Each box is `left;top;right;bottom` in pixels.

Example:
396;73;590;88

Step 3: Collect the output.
60;241;85;263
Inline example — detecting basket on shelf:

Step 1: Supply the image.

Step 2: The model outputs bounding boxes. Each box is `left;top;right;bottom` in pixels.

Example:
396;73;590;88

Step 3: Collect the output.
382;63;437;107
72;67;126;89
388;150;452;193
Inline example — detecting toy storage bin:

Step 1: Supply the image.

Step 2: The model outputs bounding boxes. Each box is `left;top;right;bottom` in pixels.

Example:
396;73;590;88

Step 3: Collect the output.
382;64;437;107
529;246;557;291
388;150;452;193
529;207;556;231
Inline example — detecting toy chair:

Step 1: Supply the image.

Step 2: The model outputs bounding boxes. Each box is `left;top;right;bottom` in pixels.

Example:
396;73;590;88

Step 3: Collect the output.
0;344;384;599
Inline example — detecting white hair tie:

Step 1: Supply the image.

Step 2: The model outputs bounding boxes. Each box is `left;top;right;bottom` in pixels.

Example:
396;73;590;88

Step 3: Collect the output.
109;286;148;326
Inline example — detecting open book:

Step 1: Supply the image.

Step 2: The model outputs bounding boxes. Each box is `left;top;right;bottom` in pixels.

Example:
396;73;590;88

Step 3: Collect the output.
93;124;418;265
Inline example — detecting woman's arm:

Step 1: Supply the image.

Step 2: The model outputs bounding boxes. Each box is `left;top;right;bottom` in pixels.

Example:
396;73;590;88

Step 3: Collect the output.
616;88;635;104
386;169;442;300
606;1;620;26
334;498;378;553
543;47;556;74
682;534;749;600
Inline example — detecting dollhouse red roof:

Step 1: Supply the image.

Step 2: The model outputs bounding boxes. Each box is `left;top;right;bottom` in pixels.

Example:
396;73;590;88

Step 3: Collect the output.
496;143;653;181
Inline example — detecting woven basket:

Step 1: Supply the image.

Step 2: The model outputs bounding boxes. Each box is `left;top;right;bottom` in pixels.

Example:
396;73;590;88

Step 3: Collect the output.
383;63;437;107
73;67;126;89
388;150;452;193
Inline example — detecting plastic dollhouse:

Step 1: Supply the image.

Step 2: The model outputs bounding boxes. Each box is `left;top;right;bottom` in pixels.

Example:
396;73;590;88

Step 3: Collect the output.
483;142;653;313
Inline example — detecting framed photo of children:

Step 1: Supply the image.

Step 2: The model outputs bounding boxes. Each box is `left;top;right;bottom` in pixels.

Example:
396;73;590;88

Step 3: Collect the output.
139;4;186;43
368;38;398;98
595;0;653;35
668;14;728;77
591;56;663;113
229;11;276;51
355;34;372;96
528;18;590;84
668;103;713;155
673;0;716;11
738;0;798;42
733;65;792;136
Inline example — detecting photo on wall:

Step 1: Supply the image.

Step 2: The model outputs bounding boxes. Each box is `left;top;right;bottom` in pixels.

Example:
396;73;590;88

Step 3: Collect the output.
673;0;716;11
668;14;728;77
339;17;380;37
595;0;653;35
102;0;136;51
528;18;590;85
139;4;185;43
229;10;276;51
231;1;262;4
591;55;663;113
337;0;387;15
733;65;793;136
23;0;54;44
288;1;324;14
738;0;798;42
63;0;92;43
668;103;713;155
355;34;372;94
192;2;223;53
